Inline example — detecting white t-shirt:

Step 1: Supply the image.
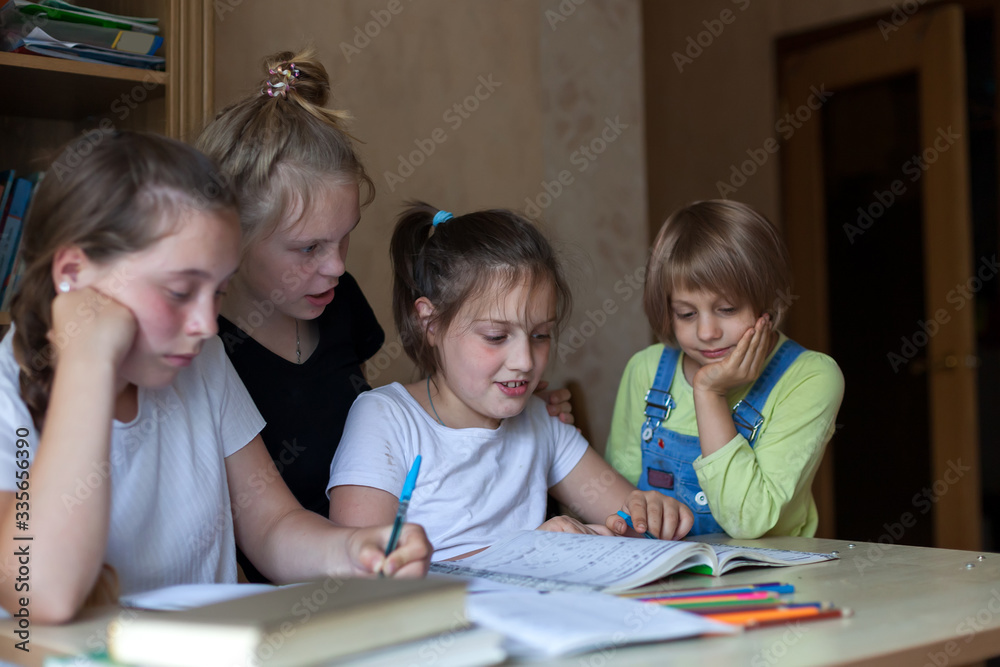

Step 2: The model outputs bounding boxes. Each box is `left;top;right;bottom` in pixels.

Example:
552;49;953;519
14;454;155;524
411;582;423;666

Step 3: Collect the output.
327;382;589;560
0;331;264;596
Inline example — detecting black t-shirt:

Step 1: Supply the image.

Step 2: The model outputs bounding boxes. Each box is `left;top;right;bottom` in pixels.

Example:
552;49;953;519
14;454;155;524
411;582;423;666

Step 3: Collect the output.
217;272;384;581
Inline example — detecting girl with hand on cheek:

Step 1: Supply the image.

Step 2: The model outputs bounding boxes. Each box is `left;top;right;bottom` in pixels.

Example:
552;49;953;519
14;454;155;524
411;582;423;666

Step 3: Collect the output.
605;200;844;539
0;131;429;624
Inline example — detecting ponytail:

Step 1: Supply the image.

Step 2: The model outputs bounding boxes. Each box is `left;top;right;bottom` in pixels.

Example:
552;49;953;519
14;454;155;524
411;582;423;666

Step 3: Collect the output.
390;202;572;377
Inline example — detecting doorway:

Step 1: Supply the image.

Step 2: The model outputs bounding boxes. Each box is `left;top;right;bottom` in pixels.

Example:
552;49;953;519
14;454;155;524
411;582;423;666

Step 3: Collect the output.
778;4;984;550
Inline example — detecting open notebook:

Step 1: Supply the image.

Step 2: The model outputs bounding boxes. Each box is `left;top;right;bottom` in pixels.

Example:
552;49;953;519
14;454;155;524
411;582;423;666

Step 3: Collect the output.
430;530;838;593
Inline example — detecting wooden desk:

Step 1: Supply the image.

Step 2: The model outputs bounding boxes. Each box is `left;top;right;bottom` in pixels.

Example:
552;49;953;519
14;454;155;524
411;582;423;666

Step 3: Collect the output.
539;536;1000;666
2;536;998;666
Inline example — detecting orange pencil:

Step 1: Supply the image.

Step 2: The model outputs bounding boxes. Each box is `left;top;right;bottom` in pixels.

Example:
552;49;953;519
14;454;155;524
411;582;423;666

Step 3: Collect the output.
707;605;849;627
707;603;828;624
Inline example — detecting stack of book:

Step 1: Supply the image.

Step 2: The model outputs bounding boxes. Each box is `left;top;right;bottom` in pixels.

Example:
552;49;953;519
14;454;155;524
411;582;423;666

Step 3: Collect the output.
6;578;507;667
0;169;40;315
0;0;164;70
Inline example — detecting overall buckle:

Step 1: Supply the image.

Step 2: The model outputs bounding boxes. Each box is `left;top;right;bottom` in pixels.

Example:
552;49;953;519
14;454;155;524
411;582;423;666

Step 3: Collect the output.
732;399;764;444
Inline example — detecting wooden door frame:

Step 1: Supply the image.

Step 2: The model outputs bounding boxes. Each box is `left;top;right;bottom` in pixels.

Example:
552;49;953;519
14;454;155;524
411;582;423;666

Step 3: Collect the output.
779;5;981;550
166;0;215;141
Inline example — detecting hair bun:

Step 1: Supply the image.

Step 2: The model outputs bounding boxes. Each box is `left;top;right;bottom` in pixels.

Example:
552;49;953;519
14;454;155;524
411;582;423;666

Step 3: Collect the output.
262;48;330;108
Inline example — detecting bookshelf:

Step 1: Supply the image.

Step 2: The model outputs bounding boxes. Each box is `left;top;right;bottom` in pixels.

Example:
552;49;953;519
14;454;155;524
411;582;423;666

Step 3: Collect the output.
0;0;215;329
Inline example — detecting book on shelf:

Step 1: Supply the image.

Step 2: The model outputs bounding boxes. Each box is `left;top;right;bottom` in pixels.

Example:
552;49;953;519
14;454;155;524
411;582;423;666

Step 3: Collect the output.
0;170;14;226
11;0;159;34
429;530;839;594
0;171;40;310
0;175;31;302
107;577;471;667
0;0;164;69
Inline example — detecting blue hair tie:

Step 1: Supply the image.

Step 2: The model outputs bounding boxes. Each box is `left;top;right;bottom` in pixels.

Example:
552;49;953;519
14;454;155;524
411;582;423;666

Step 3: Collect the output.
432;210;453;226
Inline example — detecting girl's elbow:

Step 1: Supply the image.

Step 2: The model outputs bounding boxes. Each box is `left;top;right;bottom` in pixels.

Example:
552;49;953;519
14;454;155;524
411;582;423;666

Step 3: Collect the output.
718;506;780;539
4;589;82;626
726;525;768;540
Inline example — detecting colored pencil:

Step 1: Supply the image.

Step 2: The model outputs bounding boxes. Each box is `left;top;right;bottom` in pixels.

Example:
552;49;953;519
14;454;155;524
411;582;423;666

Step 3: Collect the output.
706;603;843;626
622;582;795;600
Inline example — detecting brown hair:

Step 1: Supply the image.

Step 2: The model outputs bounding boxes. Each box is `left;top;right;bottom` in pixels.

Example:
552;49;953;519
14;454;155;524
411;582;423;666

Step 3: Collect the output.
195;48;374;253
644;200;792;345
11;130;237;428
390;202;572;376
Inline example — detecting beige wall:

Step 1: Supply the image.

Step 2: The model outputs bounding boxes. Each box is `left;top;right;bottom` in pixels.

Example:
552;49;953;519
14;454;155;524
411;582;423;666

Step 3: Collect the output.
644;0;902;227
214;0;648;446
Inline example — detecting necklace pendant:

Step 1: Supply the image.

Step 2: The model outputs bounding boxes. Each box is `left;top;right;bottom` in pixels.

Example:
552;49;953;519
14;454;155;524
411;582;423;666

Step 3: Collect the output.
295;319;302;364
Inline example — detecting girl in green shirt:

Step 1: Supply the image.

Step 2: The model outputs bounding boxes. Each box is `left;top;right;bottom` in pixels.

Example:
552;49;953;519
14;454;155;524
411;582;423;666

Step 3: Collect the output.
605;200;844;538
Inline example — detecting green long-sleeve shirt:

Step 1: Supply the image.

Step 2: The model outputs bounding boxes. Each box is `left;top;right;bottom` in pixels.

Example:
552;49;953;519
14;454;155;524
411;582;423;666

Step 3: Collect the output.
605;334;844;538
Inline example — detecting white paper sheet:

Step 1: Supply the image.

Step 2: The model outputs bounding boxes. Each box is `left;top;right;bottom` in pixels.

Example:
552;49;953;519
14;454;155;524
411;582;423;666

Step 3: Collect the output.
466;589;737;659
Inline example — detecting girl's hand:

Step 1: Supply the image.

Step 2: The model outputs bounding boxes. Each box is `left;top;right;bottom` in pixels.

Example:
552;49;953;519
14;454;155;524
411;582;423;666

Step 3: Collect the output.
692;315;774;396
350;523;431;578
535;381;575;425
538;515;613;536
50;287;136;368
606;490;694;540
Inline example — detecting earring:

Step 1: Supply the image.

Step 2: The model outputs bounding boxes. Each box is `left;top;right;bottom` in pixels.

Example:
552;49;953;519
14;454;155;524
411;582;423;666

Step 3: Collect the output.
58;281;71;293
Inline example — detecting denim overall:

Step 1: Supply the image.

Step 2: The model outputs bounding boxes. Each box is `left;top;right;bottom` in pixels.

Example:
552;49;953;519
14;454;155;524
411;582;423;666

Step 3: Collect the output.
637;340;805;535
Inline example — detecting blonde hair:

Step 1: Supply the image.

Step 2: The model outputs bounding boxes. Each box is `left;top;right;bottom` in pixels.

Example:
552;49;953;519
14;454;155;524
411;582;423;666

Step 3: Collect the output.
12;130;237;428
644;200;792;344
195;48;374;252
390;202;572;377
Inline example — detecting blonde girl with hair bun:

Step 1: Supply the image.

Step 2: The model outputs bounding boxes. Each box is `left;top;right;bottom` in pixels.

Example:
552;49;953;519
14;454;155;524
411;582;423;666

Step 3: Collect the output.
197;49;573;579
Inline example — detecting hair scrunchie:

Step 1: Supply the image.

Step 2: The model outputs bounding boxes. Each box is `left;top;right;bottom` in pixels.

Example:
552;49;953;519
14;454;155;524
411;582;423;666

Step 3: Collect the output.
432;210;453;226
262;62;301;98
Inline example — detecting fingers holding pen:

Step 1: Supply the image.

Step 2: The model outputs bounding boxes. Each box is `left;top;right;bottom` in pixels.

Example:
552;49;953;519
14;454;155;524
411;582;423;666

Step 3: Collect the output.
355;523;432;578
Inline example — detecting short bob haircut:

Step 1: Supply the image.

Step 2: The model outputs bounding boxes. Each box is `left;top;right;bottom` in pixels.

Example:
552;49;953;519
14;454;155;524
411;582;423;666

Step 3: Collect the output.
643;200;792;345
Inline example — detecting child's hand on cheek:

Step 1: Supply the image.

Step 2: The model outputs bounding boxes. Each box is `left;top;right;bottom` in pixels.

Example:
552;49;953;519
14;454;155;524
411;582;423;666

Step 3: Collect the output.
693;315;773;396
51;287;137;368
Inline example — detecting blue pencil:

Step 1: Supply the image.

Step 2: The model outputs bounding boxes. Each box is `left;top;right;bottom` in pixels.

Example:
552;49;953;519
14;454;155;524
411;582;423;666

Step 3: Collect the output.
616;510;657;539
380;455;422;577
619;582;795;599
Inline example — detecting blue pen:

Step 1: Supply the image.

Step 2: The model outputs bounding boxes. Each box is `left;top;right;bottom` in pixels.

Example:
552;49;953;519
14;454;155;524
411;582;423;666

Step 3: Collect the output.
617;510;657;539
381;455;422;576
